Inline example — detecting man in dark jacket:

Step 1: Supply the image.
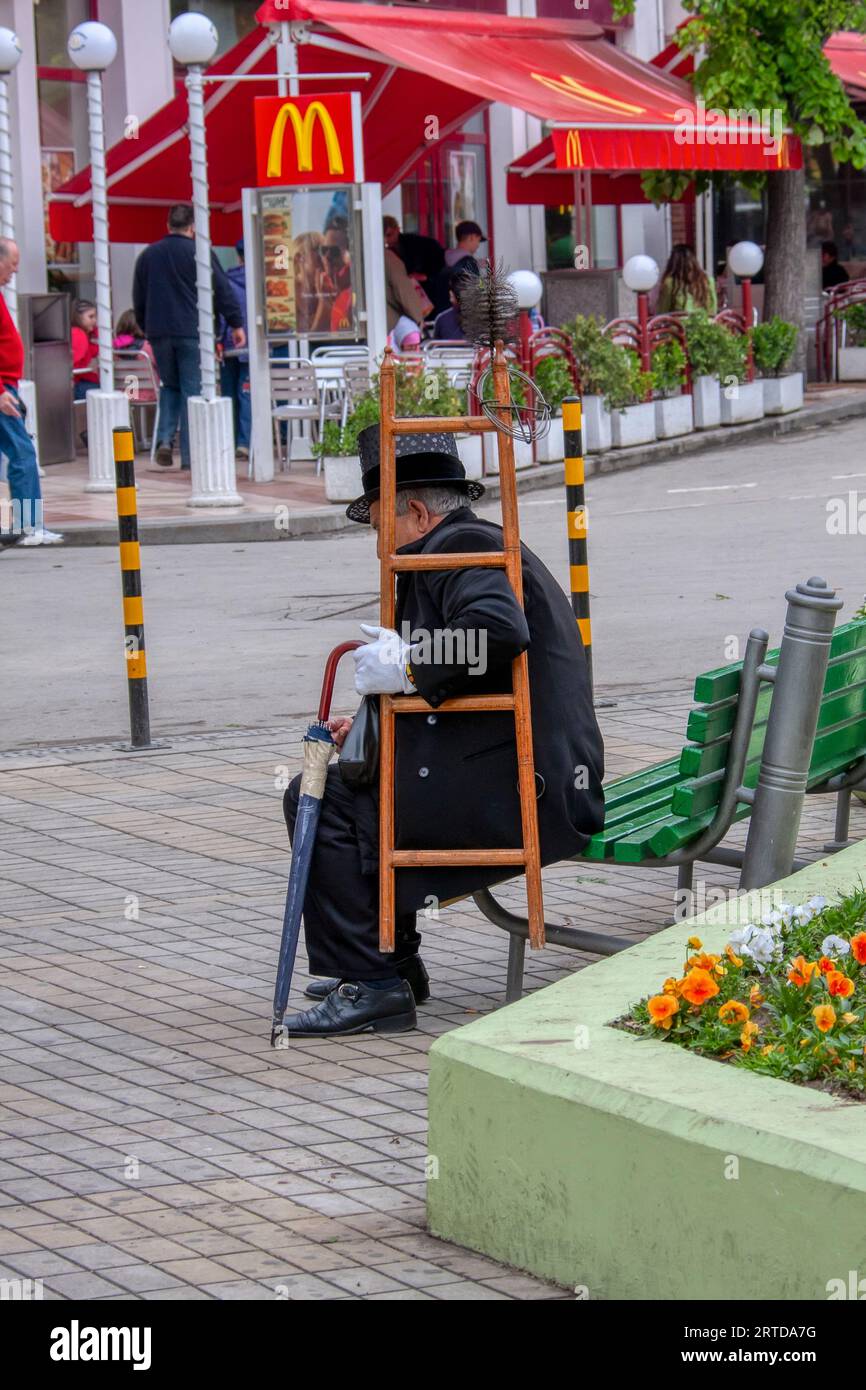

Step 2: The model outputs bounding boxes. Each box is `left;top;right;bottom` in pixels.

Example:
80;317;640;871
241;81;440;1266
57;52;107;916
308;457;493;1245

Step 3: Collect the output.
281;426;605;1037
132;203;245;470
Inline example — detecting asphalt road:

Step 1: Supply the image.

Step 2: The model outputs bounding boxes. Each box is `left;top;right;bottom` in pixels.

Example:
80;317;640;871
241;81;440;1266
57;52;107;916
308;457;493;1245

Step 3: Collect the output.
3;415;864;751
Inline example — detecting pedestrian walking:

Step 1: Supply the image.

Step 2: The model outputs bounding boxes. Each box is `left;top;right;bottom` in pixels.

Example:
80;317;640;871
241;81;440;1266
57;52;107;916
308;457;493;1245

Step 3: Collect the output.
217;239;250;462
132;203;245;470
656;244;718;313
0;238;63;548
280;425;604;1037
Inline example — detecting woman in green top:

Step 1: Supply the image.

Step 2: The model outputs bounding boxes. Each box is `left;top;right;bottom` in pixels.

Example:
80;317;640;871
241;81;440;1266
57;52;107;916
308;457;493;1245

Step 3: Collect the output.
656;244;718;314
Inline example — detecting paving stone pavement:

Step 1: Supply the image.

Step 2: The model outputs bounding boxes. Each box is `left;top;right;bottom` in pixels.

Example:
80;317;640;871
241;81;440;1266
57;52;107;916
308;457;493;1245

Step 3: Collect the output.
0;693;859;1301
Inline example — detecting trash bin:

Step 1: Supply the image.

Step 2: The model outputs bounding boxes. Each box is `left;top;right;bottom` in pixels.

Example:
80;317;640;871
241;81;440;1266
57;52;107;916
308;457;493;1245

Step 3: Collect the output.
19;293;75;465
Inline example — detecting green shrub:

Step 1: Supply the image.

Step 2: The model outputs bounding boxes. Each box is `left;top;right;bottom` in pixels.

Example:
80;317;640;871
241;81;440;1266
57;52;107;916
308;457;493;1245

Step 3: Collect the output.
605;348;653;411
685;310;744;381
650;339;686;397
533;353;574;414
751;317;798;377
316;368;468;457
838;302;866;347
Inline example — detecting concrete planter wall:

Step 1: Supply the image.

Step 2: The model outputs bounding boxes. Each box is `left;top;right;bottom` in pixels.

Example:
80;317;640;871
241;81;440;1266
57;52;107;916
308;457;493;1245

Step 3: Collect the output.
483;433;534;474
428;840;866;1300
720;378;764;425
837;346;866;381
610;400;656;448
692;374;722;430
581;394;611;453
457;433;483;480
762;372;804;416
323;454;362;503
654;393;693;439
534;415;564;464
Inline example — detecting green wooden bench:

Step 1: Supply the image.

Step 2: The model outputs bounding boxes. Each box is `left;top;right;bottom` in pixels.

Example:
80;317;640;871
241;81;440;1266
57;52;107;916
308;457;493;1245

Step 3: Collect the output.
475;607;866;1001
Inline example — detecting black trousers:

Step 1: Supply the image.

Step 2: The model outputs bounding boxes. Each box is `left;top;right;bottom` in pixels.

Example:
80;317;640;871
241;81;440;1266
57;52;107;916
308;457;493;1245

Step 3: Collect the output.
283;769;422;981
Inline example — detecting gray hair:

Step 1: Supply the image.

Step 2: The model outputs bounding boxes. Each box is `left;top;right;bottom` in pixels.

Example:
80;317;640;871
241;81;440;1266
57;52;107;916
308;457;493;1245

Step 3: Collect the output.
0;237;16;262
395;485;467;517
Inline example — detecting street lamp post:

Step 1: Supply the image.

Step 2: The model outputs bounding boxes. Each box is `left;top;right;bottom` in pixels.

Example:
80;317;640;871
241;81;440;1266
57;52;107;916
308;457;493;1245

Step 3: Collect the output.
68;21;130;493
168;13;242;507
622;255;660;376
507;269;544;377
728;240;764;383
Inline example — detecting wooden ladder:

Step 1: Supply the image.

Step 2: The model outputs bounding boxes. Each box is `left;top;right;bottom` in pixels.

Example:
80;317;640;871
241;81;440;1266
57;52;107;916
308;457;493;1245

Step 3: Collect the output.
377;343;545;954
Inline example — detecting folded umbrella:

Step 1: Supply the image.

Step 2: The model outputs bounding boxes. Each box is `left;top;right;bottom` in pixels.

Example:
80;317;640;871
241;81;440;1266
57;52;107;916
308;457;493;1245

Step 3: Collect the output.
270;640;362;1048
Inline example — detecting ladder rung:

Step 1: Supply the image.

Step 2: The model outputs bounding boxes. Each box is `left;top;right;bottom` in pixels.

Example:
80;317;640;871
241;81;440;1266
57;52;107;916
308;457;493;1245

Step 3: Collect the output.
386;415;492;436
390;849;525;867
389;552;508;572
387;693;515;713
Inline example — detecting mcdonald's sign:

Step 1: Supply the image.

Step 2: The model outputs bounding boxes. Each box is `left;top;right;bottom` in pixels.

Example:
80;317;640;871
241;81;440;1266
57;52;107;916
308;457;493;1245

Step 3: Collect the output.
254;93;361;186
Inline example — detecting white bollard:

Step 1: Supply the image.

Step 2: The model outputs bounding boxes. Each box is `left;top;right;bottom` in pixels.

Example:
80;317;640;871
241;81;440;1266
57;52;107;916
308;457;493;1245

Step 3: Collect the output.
186;395;243;507
84;390;130;492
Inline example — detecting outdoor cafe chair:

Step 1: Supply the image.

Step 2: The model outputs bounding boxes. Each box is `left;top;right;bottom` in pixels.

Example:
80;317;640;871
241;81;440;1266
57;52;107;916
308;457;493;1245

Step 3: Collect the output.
341;356;373;426
421;340;476;388
112;350;161;457
270;357;341;473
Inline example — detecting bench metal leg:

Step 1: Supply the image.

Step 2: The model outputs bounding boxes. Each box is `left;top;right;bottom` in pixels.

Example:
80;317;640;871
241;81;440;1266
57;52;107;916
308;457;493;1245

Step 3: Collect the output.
676;861;694;893
505;933;527;1004
824;788;854;854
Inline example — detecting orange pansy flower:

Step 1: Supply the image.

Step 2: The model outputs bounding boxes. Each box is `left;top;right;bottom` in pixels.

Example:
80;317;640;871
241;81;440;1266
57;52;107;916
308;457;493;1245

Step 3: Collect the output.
749;984;763;1009
788;956;819;987
818;956;837;975
718;1000;749;1024
648;995;679;1029
826;971;855;999
850;933;866;966
813;1004;837;1033
687;936;703;950
725;944;743;967
680;968;720;1007
740;1020;759;1053
662;976;681;996
687;952;720;972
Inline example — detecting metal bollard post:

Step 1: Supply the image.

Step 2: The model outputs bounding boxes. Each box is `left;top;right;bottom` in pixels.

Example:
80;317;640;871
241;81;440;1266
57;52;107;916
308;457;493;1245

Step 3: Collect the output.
740;577;843;889
562;396;592;691
113;427;158;750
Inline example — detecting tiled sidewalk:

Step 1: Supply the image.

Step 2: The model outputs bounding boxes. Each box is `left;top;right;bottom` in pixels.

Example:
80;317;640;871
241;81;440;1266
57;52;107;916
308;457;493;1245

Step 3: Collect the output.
0;698;857;1300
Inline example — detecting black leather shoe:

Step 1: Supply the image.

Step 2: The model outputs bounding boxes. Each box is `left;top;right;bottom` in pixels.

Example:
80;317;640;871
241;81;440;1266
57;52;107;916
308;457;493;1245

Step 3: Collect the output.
283;980;416;1037
305;955;430;1005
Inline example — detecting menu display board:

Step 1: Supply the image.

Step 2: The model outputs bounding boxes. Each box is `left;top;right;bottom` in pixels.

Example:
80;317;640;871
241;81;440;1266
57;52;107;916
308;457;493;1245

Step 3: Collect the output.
258;186;364;341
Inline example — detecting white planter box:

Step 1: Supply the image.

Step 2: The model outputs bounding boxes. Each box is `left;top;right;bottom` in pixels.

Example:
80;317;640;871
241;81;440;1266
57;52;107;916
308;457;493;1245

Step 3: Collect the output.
837;346;866;381
581;394;611;453
654;393;693;439
323;454;362;503
457;432;483;480
720;379;764;425
534;415;564;463
762;372;803;415
483;433;534;474
610;400;656;448
692;374;722;430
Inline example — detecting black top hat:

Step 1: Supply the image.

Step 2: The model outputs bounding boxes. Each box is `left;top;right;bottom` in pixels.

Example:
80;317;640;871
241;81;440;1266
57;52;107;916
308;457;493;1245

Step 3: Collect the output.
345;424;485;524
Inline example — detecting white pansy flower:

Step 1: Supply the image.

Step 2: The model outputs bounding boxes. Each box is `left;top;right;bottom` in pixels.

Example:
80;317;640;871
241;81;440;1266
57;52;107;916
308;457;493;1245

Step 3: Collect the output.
729;923;780;972
792;902;815;925
808;896;827;912
821;935;851;958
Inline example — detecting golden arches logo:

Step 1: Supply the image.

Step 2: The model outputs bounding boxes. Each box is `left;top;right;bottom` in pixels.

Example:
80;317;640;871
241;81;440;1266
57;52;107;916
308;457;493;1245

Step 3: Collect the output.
565;129;583;167
267;101;345;178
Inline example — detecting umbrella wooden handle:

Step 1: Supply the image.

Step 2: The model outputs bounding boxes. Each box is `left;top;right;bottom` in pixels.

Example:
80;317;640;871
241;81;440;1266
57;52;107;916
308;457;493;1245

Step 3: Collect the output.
318;640;364;722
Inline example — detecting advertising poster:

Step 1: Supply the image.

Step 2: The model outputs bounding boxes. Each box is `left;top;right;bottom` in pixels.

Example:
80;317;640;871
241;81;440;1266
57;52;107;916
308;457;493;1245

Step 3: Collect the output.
260;187;359;339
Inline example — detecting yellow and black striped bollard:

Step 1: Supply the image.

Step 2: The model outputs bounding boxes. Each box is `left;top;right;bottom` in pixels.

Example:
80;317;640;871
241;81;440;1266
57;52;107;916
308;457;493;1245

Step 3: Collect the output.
113;427;153;749
563;396;592;692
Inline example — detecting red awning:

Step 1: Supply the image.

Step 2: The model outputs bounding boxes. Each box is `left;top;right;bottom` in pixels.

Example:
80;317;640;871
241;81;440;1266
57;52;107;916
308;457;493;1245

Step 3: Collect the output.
50;1;802;246
507;139;695;206
825;32;866;101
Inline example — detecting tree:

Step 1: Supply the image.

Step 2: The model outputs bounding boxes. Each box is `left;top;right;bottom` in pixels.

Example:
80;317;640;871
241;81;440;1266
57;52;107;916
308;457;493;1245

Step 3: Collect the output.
615;0;866;342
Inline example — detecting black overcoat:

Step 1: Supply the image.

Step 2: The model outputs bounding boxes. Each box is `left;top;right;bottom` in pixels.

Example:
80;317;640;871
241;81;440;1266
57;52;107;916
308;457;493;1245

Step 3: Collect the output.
352;507;604;913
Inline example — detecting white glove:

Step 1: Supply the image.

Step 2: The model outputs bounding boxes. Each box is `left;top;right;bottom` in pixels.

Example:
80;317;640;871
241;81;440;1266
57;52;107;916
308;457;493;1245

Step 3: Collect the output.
352;623;416;697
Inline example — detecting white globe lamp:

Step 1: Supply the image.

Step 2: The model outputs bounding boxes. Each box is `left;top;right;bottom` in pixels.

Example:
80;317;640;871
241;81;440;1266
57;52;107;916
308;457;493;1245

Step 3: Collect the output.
507;269;544;310
728;240;764;279
622;254;659;294
168;12;219;66
67;21;117;71
0;28;22;74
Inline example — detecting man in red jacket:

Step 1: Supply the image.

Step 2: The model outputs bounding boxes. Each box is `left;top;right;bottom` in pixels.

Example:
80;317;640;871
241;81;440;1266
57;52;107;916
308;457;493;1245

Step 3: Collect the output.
0;239;62;548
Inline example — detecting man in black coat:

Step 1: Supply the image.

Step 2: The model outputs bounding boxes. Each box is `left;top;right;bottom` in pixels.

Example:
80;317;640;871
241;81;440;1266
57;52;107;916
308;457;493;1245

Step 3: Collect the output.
281;426;604;1037
132;203;245;470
